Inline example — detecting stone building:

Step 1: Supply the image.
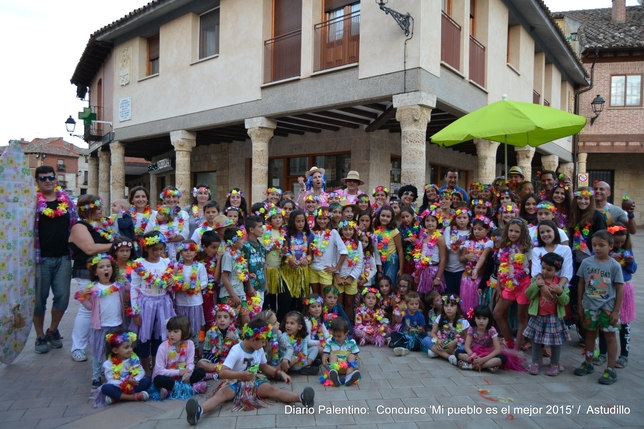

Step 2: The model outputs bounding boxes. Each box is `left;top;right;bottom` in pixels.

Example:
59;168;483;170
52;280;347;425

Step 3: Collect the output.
20;138;84;196
70;0;587;208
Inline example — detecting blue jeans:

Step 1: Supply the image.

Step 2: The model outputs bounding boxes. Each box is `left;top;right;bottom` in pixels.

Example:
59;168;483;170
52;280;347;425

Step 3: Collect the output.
101;377;152;399
35;257;72;316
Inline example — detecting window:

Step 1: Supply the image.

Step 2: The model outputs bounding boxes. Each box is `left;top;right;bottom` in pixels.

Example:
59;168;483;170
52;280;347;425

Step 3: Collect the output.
611;75;642;107
147;35;159;76
442;0;452;15
327;2;360;42
199;8;220;59
390;156;401;192
469;0;477;37
57;159;65;171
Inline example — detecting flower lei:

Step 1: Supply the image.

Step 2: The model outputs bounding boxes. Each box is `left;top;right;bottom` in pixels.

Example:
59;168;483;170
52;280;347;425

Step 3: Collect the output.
75;280;123;301
573;223;591;252
373;226;392;263
288;334;307;365
497;243;526;291
449;227;468;253
343;238;361;267
286;233;310;264
131;259;175;289
110;353;142;394
611;249;634;267
201;255;218;295
191;205;201;218
437;319;465;346
130;206;152;237
153;209;185;239
173;262;201;295
311;229;332;257
167;340;188;370
360;251;372;282
241;324;273;340
37;186;70;218
463;237;490;276
323;305;339;328
229;248;249;282
262;225;286;253
411;230;441;271
207;327;236;360
88;217;116;242
400;220;420;261
309;317;326;347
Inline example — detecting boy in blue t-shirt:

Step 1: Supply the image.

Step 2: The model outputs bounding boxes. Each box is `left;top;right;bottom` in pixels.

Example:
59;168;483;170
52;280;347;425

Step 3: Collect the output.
574;231;624;385
389;291;426;354
243;216;267;308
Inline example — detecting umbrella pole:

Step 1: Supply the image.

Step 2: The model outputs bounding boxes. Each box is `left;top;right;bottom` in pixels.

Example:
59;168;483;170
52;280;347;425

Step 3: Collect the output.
504;136;508;180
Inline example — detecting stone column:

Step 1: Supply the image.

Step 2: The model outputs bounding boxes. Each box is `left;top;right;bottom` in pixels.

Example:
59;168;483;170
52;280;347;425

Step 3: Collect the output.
88;155;99;196
245;117;277;204
474;139;500;185
98;149;111;209
577;152;588;187
541;154;559;173
170;130;197;207
515;146;535;181
393;91;436;194
110;141;126;200
149;174;157;208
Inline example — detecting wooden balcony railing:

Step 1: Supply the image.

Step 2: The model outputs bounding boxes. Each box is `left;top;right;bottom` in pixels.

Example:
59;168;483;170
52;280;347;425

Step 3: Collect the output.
314;11;360;72
533;90;541;104
469;35;485;87
544;99;550;107
264;30;301;84
441;12;461;70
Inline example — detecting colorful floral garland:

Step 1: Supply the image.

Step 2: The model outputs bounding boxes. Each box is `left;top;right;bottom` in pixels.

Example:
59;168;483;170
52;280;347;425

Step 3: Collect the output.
497;244;526;291
572;223;591;252
89;217;116;242
110;353;142;394
75;281;123;301
262;225;286;253
373;226;393;263
167;340;188;370
241;324;273;340
311;229;332;257
411;230;441;271
343;238;361;267
229;248;249;282
288;335;307;365
130;206;152;237
173;262;201;295
463;238;490;277
37;186;70;218
131;259;174;289
286;233;310;264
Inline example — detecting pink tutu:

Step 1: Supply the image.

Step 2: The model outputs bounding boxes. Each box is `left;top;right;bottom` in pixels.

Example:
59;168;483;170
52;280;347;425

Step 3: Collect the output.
416;265;446;294
471;344;527;372
620;280;636;323
460;276;481;314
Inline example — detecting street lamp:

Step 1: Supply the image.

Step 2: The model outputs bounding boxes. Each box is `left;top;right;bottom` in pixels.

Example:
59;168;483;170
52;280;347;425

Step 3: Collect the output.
375;0;413;37
590;94;605;125
64;115;114;140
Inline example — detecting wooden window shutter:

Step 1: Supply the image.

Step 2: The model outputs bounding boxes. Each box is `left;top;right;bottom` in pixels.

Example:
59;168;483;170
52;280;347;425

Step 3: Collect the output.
324;0;356;12
148;36;159;60
273;0;302;36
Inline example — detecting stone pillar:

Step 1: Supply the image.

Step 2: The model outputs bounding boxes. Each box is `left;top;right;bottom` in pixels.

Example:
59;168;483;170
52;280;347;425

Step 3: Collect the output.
98;149;111;209
170;130;197;208
88;155;99;196
577;152;588;187
541;154;559;173
393;91;436;194
515;146;535;181
559;162;574;178
474;139;500;185
245;117;277;204
149;174;157;208
110;141;126;200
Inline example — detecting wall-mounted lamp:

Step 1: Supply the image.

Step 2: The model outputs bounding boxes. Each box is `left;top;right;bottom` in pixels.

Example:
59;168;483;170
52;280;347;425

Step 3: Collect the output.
65;115;113;141
590;94;605;125
570;32;578;41
375;0;412;37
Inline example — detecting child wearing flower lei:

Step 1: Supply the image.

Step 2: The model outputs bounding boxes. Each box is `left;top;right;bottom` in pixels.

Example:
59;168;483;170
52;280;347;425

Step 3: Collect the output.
197;304;240;380
254;310;281;367
100;331;151;405
335;220;364;323
443;207;471;295
130;205;153;239
303;295;330;358
220;227;253;325
173;241;208;350
412;208;447;296
109;238;137;323
281;210;314;303
399;205;421;275
425;295;469;364
438;191;455;232
459;216;494;313
309;207;347;297
148;204;186;260
262;206;286;301
37;185;70;218
354;287;390;347
321;286;352;334
373;206;404;287
277;311;316;374
372;185;389;211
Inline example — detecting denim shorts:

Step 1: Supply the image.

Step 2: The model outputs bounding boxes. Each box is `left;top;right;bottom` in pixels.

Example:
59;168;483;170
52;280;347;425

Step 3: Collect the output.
35;257;72;315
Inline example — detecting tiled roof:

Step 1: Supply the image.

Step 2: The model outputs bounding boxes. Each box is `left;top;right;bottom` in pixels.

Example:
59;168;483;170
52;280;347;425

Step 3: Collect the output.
23;138;80;157
553;6;644;50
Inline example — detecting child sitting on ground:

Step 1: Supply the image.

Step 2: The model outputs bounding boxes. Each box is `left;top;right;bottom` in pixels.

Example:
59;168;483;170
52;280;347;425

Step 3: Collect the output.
197;304;240;380
320;318;361;387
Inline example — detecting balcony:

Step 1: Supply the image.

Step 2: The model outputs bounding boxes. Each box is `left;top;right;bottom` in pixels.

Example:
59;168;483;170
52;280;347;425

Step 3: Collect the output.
264;30;301;84
314;11;360;73
469;35;485;87
57;164;66;172
441;12;461;71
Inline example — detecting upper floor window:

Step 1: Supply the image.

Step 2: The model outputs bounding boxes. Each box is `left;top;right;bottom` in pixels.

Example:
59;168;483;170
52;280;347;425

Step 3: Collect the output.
148;35;159;76
442;0;452;15
611;75;642;107
200;8;220;59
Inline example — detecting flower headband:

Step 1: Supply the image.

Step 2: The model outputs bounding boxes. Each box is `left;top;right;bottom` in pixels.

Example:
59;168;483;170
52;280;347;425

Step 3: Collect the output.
358;194;371;202
469;182;481;191
265;205;283;220
361;287;381;298
241;324;273;340
106;331;137;345
156;205;175;216
214;304;237;319
192;187;210;198
453;208;471;218
160;189;181;200
226;229;247;246
178;242;202;252
266;187;282;195
372;186;390;196
607;225;627;234
302;296;324;306
227;189;244;198
442;294;462;304
498;204;518;214
254;206;267;217
473;215;494;229
536;201;556;213
554;183;570;191
88;253;112;267
496;191;512;197
225;206;240;214
80;198;103;212
439;191;454;199
574;189;595;197
304;194;320;202
315;208;330;217
420;207;442;222
328;191;340;199
113;240;134;249
141;233;166;247
480;184;494;191
471;198;491;208
338;220;357;229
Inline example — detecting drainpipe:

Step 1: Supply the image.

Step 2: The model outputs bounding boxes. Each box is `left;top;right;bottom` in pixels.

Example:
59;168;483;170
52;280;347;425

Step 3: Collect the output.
573;48;598;185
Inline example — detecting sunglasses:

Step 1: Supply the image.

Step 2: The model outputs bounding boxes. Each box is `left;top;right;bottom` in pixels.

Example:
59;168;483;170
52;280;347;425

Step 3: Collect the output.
402;191;415;197
38;176;56;182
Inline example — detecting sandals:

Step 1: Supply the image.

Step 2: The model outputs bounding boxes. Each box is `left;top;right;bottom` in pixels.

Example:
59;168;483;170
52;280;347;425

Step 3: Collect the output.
615;356;628;369
458;360;473;370
592;354;606;366
488;366;499;373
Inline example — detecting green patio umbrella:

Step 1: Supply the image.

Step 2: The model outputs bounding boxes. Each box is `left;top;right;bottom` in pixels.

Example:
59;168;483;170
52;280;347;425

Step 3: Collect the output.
430;95;587;178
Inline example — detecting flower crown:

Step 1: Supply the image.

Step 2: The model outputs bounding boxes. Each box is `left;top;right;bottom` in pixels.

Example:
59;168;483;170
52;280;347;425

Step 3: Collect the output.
80;198;103;212
160;189;182;200
554;183;570;191
498;204;518;214
113;240;134;250
226;229;247;246
608;225;627;234
442;294;462;305
254;205;267;217
266;187;282;195
213;304;237;319
372;186;390;196
471;198;491;208
192;187;209;198
141;233;166;247
338;220;357;229
241;324;273;340
480;184;494;191
453;208;471;218
156;205;175;216
358;194;370;202
420;206;442;222
328;191;340;199
304;194;320;203
225;206;240;214
227;189;244;198
473;215;494;229
536;201;556;213
361;287;381;298
178;242;202;252
265;205;283;220
574;189;595;197
469;182;481;191
315;208;330;217
496;190;512;197
88;253;112;267
439;190;454;199
302;296;324;306
106;331;137;345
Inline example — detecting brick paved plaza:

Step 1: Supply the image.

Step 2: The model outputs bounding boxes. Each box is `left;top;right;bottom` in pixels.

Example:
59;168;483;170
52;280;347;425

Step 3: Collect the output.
2;234;644;429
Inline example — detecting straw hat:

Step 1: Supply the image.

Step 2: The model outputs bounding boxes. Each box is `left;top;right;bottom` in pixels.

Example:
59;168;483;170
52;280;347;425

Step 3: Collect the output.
305;166;326;179
508;166;524;179
213;215;233;229
341;170;364;185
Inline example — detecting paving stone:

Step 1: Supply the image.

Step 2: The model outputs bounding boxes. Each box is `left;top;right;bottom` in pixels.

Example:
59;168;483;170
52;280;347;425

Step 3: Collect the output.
34;417;83;429
19;406;67;420
9;397;53;410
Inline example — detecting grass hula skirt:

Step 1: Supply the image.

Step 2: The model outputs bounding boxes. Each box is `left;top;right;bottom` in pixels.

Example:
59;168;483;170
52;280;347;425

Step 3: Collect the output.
212;376;274;411
266;265;283;294
280;263;310;299
320;361;359;386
